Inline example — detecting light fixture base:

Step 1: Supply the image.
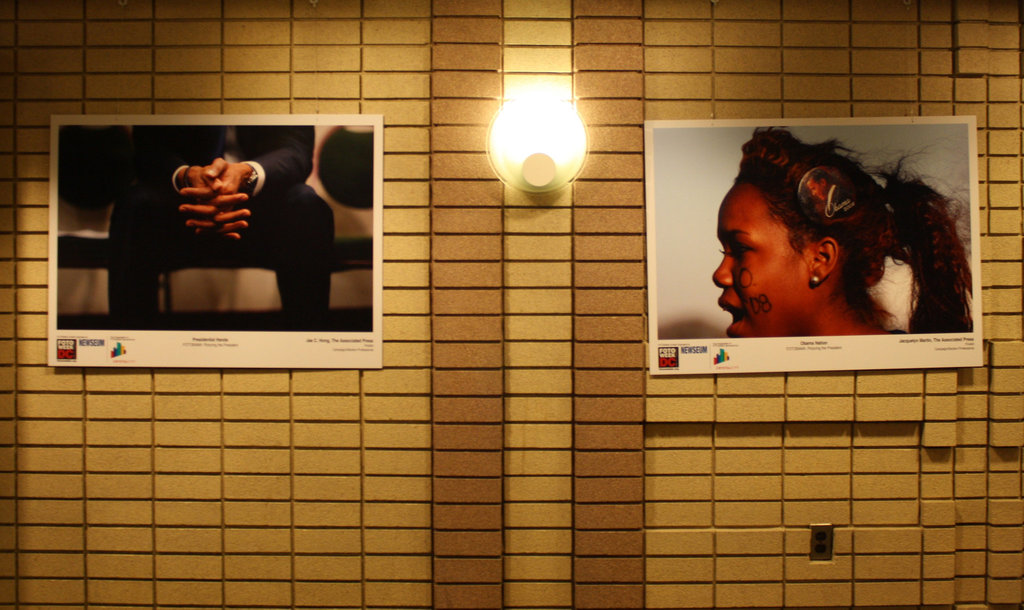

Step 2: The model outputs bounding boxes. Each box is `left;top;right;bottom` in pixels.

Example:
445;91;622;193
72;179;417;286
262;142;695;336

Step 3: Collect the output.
522;152;556;188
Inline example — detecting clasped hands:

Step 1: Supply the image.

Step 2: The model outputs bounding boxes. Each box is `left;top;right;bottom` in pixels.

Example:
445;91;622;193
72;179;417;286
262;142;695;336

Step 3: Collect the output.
176;158;253;240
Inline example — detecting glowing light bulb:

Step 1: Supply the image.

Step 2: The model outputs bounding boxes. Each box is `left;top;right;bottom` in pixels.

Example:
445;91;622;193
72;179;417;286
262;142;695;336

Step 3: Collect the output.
487;95;587;193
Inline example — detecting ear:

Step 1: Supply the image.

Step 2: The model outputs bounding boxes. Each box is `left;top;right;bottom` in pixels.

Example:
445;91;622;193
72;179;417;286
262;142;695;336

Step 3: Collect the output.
806;237;839;286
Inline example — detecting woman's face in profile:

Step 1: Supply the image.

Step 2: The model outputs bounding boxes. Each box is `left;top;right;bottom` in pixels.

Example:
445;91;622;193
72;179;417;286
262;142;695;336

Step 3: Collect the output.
712;183;814;338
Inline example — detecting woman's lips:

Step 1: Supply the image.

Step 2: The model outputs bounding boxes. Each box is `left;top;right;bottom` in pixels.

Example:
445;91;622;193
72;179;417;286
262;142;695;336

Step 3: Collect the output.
718;297;743;320
718;296;744;336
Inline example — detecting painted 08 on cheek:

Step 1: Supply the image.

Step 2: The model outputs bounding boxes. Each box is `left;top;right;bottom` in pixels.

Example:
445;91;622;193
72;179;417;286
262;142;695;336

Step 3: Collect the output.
712;183;810;338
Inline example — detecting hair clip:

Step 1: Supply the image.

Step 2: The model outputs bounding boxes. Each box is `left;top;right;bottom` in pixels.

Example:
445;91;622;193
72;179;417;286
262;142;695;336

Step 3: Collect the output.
797;166;856;223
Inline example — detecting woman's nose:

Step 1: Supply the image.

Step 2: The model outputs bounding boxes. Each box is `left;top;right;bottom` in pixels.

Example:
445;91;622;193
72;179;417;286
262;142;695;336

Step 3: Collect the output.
712;256;732;288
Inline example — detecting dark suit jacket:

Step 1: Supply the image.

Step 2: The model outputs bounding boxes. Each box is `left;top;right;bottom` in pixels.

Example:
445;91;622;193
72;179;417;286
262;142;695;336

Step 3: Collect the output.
132;125;315;201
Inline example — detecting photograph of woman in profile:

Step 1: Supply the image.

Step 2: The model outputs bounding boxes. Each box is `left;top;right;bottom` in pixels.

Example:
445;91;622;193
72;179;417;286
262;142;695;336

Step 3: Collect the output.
712;127;973;338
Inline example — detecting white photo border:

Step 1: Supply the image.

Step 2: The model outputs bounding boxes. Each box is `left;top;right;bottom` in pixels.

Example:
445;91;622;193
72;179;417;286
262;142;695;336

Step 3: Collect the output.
48;114;383;369
645;116;983;375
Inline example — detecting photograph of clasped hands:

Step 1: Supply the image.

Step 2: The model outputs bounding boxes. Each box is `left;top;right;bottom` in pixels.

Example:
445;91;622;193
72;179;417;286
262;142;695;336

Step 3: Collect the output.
53;117;379;335
175;156;262;241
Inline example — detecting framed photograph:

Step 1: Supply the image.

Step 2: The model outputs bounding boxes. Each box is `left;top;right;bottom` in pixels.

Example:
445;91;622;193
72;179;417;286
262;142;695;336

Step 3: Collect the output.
646;117;982;375
49;114;383;369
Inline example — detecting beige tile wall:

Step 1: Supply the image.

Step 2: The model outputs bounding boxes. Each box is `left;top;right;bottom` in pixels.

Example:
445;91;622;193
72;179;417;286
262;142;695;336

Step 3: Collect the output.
4;0;1022;607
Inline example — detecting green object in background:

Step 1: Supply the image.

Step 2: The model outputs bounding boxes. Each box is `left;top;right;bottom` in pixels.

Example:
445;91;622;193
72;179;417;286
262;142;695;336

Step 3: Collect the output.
318;127;373;209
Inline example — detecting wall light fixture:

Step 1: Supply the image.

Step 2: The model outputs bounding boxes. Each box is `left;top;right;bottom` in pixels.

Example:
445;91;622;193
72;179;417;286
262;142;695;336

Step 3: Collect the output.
487;95;588;193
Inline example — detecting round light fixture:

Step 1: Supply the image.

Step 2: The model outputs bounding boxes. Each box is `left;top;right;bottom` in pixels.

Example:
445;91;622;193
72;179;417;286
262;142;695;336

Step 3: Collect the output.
487;96;588;193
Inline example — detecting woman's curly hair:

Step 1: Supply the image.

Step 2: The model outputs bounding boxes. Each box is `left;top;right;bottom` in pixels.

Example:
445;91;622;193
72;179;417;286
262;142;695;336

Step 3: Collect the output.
734;127;972;333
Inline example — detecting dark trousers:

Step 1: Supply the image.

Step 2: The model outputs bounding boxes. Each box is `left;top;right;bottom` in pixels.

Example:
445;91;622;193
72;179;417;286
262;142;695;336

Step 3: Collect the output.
108;182;334;330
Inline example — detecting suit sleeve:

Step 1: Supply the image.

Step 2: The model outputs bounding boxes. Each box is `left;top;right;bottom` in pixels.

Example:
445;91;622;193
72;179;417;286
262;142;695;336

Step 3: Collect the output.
132;126;225;194
237;126;315;199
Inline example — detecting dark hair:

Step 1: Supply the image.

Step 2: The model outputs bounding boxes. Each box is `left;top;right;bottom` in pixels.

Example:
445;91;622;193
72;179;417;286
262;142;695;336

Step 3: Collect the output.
734;127;972;333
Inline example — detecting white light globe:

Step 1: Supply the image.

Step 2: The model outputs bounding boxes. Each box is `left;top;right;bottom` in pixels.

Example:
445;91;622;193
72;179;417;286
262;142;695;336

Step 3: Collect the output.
487;96;588;193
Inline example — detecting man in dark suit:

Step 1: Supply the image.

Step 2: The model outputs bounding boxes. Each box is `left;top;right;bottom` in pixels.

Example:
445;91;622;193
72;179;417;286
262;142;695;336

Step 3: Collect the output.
108;125;334;330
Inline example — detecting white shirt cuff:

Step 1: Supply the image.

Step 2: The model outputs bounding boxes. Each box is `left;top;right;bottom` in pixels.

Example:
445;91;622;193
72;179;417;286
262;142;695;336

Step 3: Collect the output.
172;165;189;192
246;161;266;196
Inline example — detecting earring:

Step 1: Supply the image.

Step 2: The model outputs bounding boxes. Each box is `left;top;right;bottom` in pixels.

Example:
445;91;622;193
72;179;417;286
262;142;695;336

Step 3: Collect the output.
809;275;821;288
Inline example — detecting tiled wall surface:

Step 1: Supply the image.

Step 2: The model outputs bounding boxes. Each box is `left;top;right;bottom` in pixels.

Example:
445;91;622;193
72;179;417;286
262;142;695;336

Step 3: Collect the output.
4;0;1023;608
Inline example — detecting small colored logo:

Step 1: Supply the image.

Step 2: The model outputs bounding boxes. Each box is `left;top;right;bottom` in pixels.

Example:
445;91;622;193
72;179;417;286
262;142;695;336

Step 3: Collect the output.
56;339;76;361
658;347;678;369
713;348;730;365
110;343;128;359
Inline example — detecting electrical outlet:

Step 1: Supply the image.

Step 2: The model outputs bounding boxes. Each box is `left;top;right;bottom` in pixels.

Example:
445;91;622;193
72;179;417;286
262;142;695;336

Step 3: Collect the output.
809;524;833;561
